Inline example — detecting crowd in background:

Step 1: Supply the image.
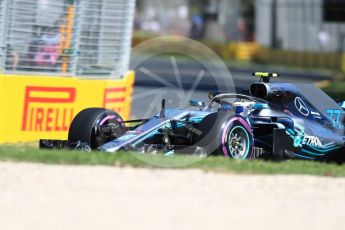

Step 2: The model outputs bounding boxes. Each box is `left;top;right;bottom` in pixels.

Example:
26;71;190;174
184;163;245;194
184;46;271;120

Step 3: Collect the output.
5;15;67;71
134;0;345;53
134;0;254;43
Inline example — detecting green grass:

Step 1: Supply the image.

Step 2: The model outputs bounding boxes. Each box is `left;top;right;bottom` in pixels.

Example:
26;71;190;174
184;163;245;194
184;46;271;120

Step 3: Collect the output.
0;145;345;177
323;81;345;99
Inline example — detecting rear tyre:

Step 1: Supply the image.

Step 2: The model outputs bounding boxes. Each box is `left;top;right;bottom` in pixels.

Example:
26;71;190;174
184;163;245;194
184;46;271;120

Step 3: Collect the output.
195;112;253;159
68;108;126;149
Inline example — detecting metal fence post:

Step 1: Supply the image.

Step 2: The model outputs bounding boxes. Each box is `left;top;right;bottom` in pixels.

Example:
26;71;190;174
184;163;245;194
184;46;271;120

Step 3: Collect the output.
271;0;277;48
115;0;136;78
71;0;84;77
61;1;76;73
0;0;10;72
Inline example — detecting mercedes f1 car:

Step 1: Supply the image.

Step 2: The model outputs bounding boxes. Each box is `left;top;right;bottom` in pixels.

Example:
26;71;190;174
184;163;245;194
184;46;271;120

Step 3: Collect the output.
40;72;345;162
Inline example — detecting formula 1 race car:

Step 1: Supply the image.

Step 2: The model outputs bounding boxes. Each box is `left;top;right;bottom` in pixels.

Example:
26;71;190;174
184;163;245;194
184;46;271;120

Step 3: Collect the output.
40;72;345;162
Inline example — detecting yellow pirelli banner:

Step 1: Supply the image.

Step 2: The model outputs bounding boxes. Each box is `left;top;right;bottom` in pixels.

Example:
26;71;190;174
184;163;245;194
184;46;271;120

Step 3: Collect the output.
0;72;135;143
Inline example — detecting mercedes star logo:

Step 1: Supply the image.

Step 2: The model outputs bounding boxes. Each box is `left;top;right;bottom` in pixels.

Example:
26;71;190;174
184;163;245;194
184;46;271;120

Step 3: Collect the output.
294;97;310;116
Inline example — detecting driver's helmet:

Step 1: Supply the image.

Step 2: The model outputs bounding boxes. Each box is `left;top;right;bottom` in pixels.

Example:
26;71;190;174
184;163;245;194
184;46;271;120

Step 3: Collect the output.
220;104;232;111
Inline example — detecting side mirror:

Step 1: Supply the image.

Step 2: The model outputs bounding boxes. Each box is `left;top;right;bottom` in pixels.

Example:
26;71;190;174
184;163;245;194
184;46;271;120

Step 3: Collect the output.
190;99;205;108
335;99;345;110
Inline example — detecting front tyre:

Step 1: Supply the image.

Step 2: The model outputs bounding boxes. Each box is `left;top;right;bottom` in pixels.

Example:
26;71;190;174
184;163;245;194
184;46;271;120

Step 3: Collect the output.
68;108;126;149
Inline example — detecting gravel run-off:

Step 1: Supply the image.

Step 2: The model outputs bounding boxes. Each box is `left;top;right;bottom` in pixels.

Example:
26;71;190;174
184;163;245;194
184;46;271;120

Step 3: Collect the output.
0;162;344;230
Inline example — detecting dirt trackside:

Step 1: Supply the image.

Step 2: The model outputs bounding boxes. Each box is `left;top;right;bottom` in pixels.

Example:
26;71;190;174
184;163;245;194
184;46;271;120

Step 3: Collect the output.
0;162;344;230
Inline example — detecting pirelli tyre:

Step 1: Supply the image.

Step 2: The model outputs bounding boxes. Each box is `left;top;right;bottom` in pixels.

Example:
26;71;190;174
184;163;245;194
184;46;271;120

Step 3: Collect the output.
195;112;254;159
68;108;126;149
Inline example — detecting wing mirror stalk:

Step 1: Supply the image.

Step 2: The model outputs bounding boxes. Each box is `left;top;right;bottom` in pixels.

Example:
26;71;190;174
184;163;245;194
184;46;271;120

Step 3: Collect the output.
190;99;205;108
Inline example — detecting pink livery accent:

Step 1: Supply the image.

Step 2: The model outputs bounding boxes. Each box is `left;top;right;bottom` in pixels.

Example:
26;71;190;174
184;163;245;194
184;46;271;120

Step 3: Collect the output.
221;117;252;157
99;115;123;126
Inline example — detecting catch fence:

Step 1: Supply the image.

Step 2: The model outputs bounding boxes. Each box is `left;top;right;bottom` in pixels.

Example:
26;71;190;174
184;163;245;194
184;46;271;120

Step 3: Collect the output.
0;0;136;78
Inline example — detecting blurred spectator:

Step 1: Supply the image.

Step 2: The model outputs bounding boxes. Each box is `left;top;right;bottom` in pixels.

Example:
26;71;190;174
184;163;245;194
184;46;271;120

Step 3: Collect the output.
41;27;60;46
26;26;44;67
34;27;60;67
24;14;66;71
142;18;161;33
6;45;19;71
189;15;204;39
318;29;330;51
141;6;161;33
135;1;191;36
134;9;142;30
178;5;188;20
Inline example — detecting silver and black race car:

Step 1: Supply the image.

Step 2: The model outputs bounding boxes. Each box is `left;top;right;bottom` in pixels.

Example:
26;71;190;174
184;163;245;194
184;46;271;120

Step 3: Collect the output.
40;72;345;162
